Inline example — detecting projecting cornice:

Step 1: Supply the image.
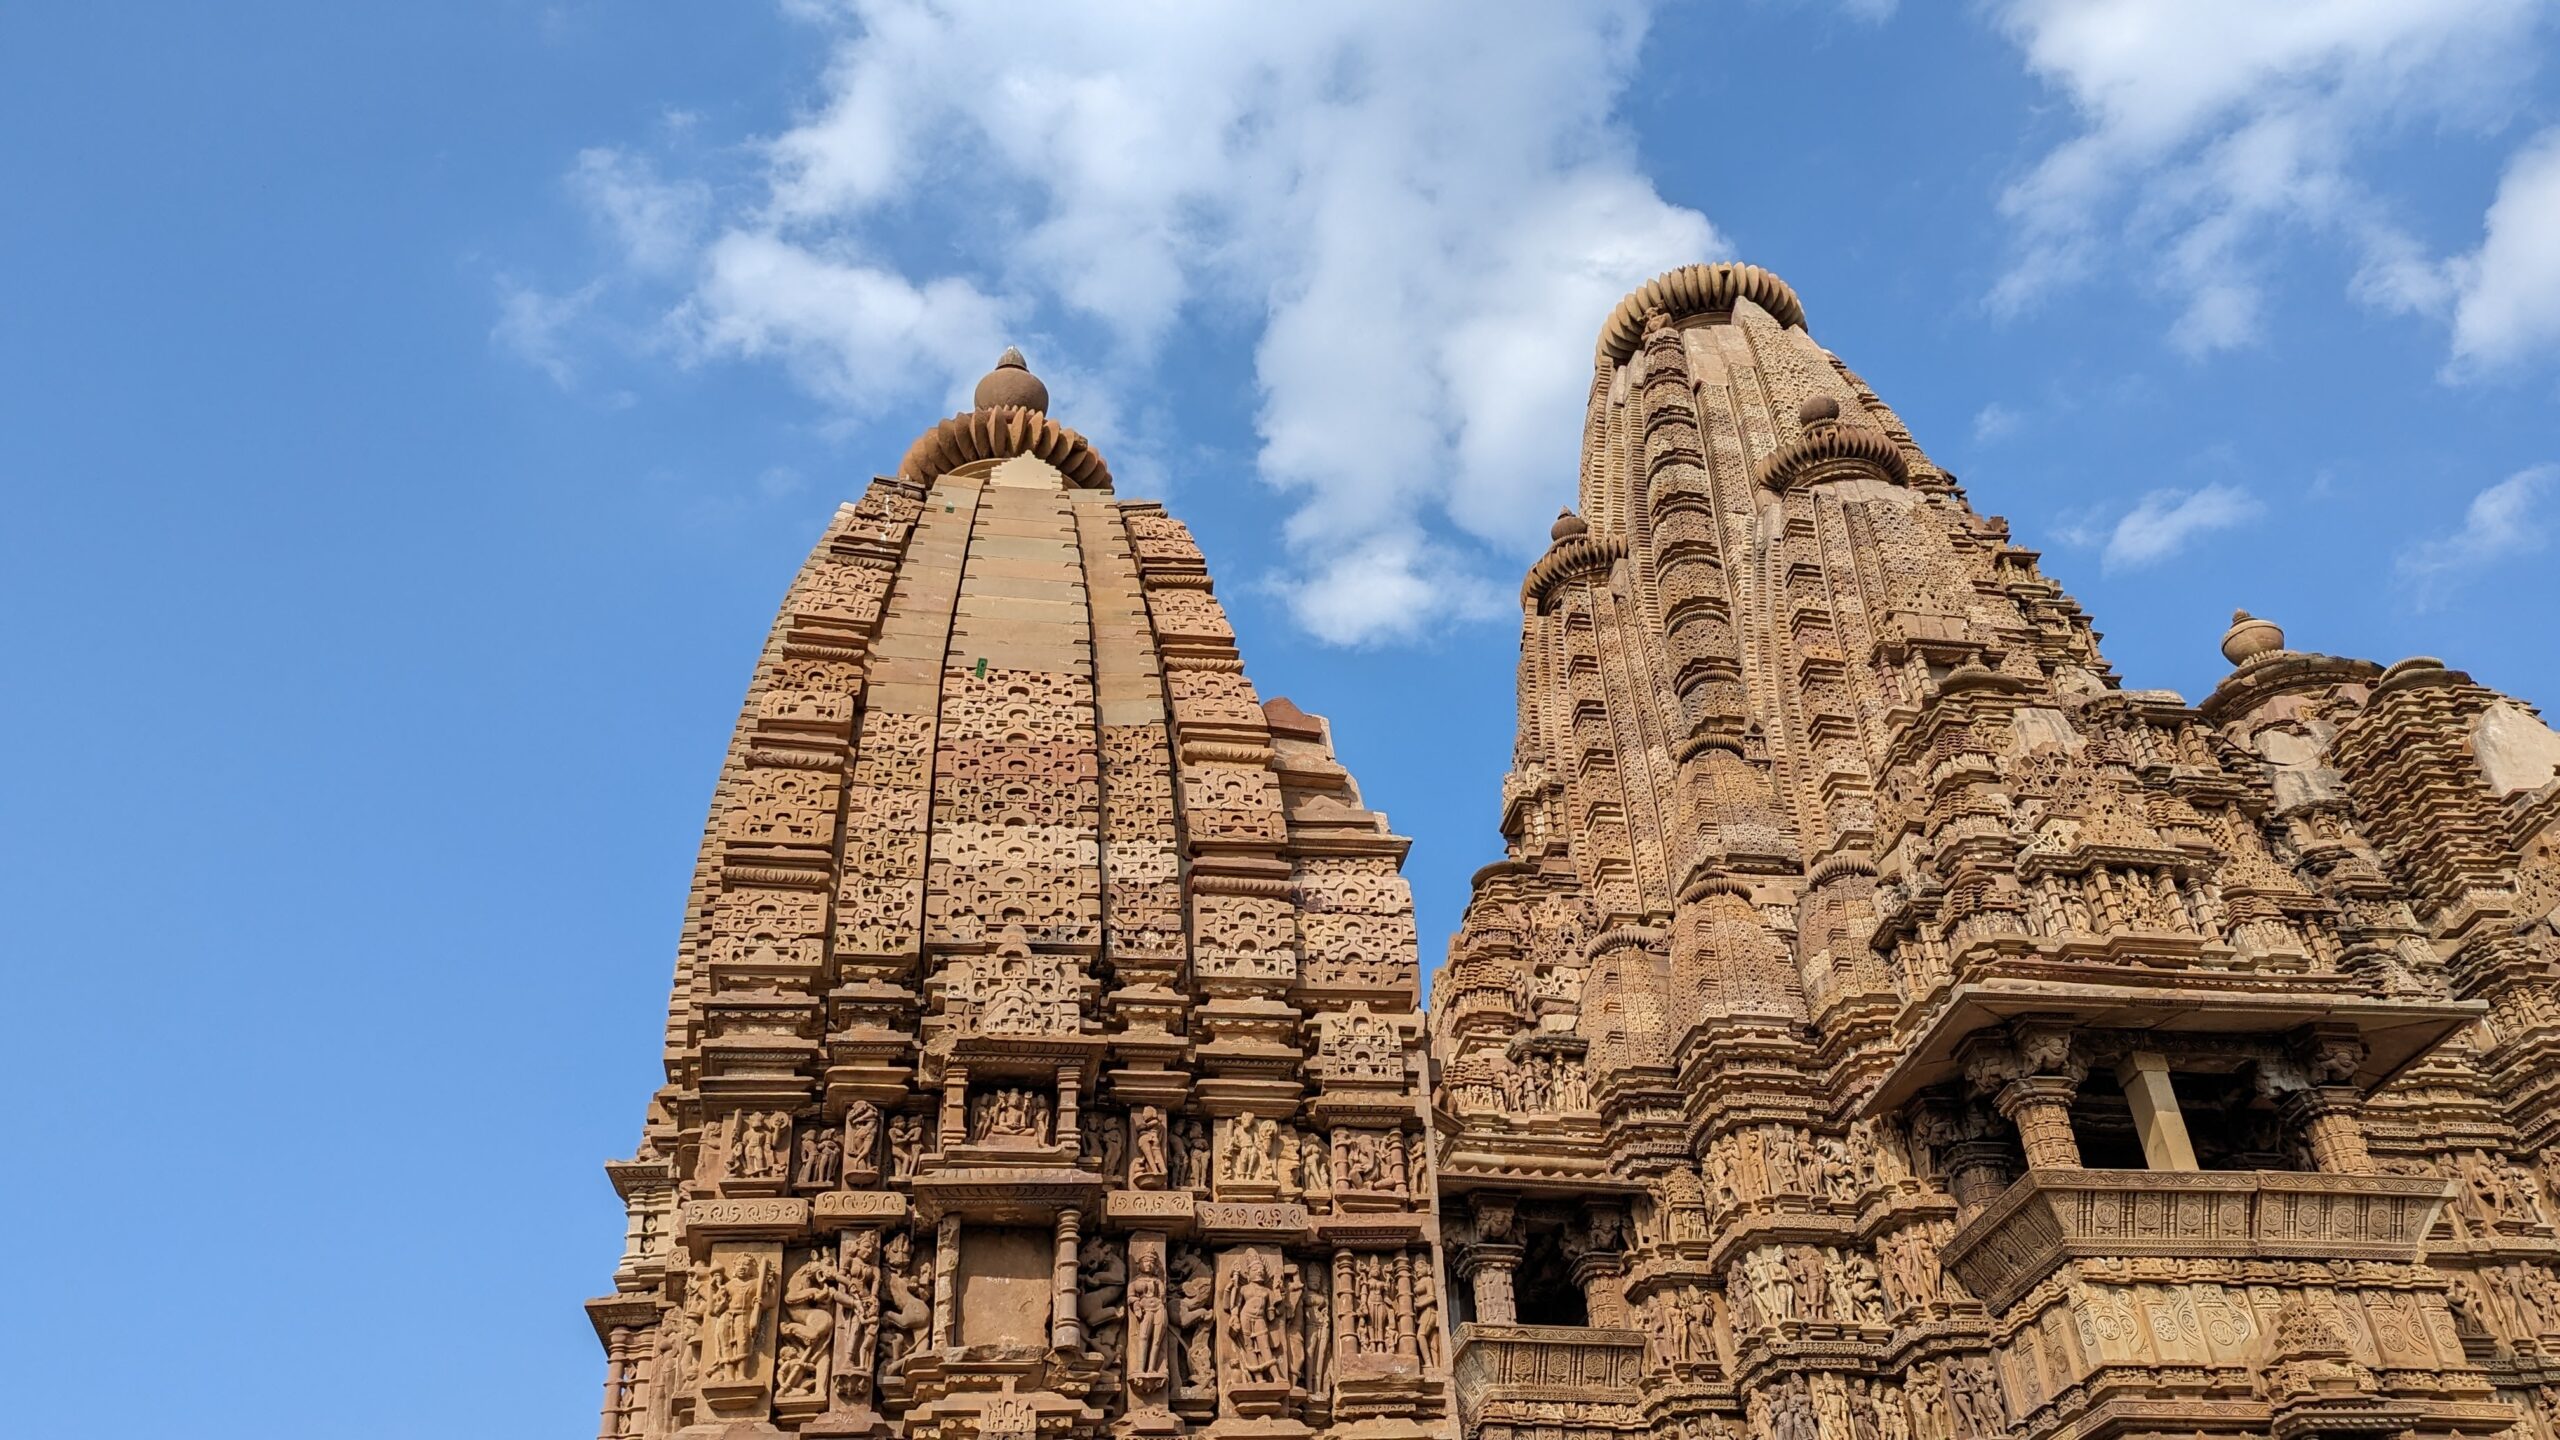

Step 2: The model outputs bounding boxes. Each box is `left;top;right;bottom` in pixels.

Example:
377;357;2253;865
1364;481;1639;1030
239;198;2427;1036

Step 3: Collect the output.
1595;262;1807;361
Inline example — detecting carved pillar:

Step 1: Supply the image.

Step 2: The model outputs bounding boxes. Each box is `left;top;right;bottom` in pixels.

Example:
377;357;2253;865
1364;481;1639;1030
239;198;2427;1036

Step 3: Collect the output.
2283;1086;2377;1175
940;1066;970;1151
1056;1066;1082;1154
2115;1051;2199;1171
1052;1209;1083;1349
597;1326;632;1440
1573;1248;1632;1328
1994;1075;2082;1170
1942;1141;2014;1221
1460;1244;1522;1325
931;1215;961;1348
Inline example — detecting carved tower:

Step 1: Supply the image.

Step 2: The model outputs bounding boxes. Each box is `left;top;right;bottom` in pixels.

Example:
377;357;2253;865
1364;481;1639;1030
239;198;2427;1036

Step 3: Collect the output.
588;351;1456;1440
1430;264;2560;1440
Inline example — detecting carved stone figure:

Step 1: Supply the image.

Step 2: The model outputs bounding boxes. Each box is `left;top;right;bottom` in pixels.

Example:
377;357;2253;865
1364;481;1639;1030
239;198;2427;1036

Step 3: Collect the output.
774;1251;841;1400
840;1101;881;1179
885;1113;922;1179
1223;1251;1285;1386
696;1253;775;1384
1126;1248;1170;1389
1131;1106;1169;1188
1172;1247;1216;1393
795;1126;842;1191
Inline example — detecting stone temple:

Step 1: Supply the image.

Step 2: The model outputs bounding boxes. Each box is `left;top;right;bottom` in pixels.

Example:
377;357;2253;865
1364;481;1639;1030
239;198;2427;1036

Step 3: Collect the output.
593;268;2560;1440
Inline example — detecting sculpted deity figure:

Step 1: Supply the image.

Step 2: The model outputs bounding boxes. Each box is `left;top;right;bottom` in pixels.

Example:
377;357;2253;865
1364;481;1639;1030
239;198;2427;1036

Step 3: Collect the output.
831;1229;881;1409
649;1301;697;1434
1305;1274;1333;1390
1220;1114;1280;1183
1099;1114;1128;1184
1126;1249;1170;1389
886;1114;922;1179
1175;1117;1212;1190
1172;1248;1217;1391
972;1087;1051;1146
1224;1251;1285;1386
1413;1260;1442;1369
1079;1237;1128;1363
1279;1264;1307;1387
1131;1107;1169;1188
796;1126;842;1191
775;1251;844;1400
1765;1128;1804;1196
878;1230;930;1372
841;1101;881;1178
698;1253;776;1383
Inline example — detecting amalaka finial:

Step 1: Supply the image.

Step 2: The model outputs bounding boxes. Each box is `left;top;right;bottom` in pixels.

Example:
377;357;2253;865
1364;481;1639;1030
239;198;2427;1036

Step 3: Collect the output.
1799;394;1840;428
2220;609;2286;666
1551;508;1588;543
972;346;1050;413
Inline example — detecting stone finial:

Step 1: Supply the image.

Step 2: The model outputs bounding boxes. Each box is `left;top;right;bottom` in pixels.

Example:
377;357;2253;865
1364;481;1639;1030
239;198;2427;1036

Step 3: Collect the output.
1798;394;1841;427
1550;508;1588;543
972;346;1050;413
2220;609;2286;665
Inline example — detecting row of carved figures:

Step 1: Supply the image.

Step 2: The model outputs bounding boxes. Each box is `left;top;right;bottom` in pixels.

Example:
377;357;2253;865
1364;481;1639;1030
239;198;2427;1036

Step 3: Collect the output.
1446;1050;1592;1115
617;1229;1445;1437
704;1097;1427;1203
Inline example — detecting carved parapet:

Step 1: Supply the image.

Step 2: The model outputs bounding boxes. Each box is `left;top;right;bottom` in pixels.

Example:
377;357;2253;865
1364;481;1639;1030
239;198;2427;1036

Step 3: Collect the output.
1450;1324;1648;1436
1942;1170;2456;1313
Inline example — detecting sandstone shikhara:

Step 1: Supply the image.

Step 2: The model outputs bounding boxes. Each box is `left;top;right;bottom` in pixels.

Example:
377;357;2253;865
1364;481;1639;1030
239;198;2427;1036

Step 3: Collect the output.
587;348;1450;1440
593;272;2560;1440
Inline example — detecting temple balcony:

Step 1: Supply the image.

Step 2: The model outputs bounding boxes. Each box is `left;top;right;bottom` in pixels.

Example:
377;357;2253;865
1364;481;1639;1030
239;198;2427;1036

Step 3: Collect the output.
1941;1168;2456;1315
1451;1324;1649;1439
1865;977;2481;1115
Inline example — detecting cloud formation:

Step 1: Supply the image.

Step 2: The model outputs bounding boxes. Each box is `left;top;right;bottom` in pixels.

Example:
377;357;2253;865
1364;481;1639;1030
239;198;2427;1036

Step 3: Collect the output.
2101;483;2264;572
2398;465;2555;606
2445;129;2560;376
1986;0;2550;357
557;0;1759;645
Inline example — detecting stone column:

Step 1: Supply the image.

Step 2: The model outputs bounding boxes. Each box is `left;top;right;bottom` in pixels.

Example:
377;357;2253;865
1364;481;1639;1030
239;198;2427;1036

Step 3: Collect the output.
1994;1075;2082;1170
932;1215;962;1348
2115;1051;2200;1171
596;1326;631;1440
1942;1141;2014;1223
1459;1244;1522;1325
1052;1209;1084;1349
2282;1086;2376;1175
940;1066;971;1151
1573;1248;1632;1328
1055;1065;1082;1153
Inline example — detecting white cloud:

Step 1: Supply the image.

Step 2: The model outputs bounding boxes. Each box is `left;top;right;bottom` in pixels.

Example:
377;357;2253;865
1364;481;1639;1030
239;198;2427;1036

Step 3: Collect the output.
2101;483;2264;571
1986;0;2549;355
2446;129;2560;375
569;148;708;275
677;231;1008;415
2397;465;2554;605
1972;401;2022;443
558;0;1742;645
491;277;601;388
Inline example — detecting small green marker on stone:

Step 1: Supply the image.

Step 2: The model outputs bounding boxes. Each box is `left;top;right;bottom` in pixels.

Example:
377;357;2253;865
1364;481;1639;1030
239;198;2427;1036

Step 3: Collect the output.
974;657;988;679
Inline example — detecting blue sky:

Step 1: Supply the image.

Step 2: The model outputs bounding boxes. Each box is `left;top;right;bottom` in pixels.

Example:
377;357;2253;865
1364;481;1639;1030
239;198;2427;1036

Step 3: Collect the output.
5;3;2557;1434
